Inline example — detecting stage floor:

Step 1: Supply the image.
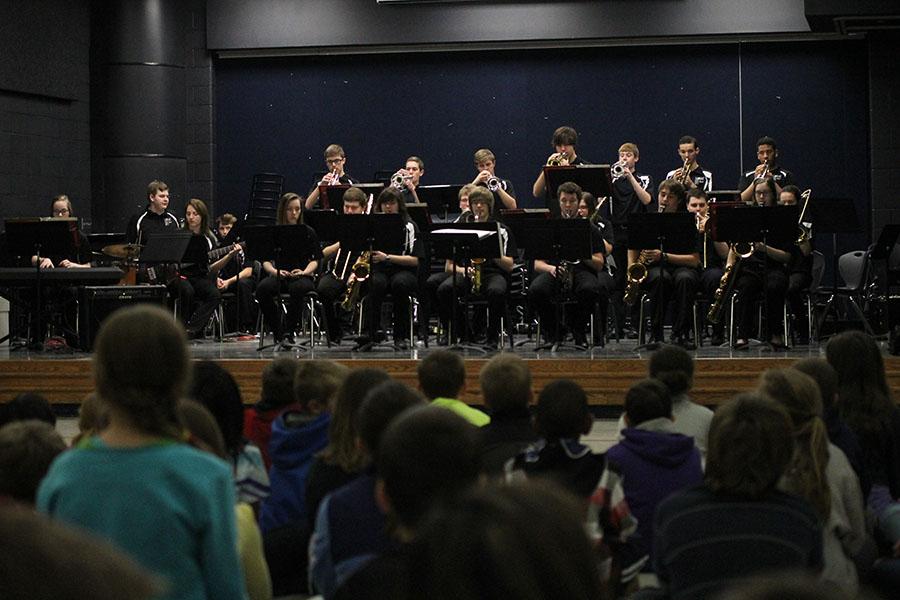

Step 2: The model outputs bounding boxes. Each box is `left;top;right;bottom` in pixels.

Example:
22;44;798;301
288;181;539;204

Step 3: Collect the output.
5;335;898;409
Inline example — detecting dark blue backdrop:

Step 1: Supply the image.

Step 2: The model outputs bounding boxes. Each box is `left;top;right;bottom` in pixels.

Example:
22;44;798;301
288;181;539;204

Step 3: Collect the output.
215;39;869;267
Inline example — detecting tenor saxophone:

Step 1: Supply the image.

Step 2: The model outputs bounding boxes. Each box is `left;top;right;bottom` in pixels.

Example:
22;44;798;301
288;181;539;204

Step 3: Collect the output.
623;253;651;306
340;251;371;312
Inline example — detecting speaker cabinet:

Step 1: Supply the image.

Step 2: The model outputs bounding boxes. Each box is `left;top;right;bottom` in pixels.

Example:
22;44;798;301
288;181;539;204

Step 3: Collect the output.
79;285;167;350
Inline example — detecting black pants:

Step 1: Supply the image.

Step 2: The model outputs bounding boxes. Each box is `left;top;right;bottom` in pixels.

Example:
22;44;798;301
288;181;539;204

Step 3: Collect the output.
733;267;788;340
367;268;418;340
255;275;315;340
528;268;601;342
317;273;348;341
222;276;257;332
420;271;451;339
171;275;221;334
643;266;699;340
437;270;507;341
787;270;813;340
700;267;725;336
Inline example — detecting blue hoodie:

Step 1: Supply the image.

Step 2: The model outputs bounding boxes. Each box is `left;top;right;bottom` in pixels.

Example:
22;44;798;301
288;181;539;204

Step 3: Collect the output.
259;410;331;533
605;418;703;567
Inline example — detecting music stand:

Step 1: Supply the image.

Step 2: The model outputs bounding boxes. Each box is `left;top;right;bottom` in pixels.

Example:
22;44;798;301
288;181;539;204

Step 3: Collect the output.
4;218;79;350
709;190;742;204
872;224;900;339
406;203;432;233
416;184;464;221
520;218;595;351
303;209;338;244
431;222;502;352
627;213;699;349
543;165;613;215
242;224;320;351
713;205;799;348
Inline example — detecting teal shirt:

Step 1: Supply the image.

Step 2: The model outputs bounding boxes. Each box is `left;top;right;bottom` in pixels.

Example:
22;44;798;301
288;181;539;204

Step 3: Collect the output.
431;397;491;427
37;438;246;600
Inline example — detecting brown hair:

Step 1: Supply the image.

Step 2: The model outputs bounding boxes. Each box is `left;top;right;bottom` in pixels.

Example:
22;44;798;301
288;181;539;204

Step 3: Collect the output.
552;126;578;148
146;180;168;198
50;194;73;216
480;353;532;414
0;420;66;504
468;186;494;213
293;360;350;411
324;144;345;159
473;148;495;165
277;192;303;224
184;198;211;237
321;368;392;472
342;186;367;209
618;142;639;157
556;181;582;201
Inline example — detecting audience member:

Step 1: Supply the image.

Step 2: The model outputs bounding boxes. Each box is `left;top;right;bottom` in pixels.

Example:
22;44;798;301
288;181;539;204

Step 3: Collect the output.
0;505;160;600
0;420;66;504
260;359;349;533
507;379;603;500
714;572;854;600
191;360;270;508
758;368;870;593
417;349;489;426
178;398;273;600
601;379;702;575
305;368;391;532
414;480;605;600
243;357;300;470
37;305;246;600
793;357;869;499
617;344;712;459
70;393;109;447
478;353;538;476
0;392;55;427
310;380;426;599
651;393;823;600
826;330;900;513
333;405;481;600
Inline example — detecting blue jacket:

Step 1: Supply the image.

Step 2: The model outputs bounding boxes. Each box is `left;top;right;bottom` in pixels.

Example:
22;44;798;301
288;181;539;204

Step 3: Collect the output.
605;420;703;566
260;410;330;533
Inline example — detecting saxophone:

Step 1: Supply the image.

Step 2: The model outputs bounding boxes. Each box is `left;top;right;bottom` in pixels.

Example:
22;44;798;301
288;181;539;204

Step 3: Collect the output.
471;258;486;294
623;253;651;305
340;251;371;312
706;243;753;324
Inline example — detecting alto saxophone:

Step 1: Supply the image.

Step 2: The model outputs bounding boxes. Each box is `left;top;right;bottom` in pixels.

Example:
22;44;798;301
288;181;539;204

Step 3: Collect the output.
340;251;371;312
623;253;651;305
471;258;486;294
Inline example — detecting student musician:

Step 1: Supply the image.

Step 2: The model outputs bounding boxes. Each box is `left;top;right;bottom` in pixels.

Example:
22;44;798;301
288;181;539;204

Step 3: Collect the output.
316;187;367;344
255;192;322;348
738;136;794;204
531;125;586;207
666;135;713;192
609;142;653;335
304;144;358;210
580;191;616;344
780;184;814;344
356;186;424;351
472;148;517;215
687;189;729;346
126;180;180;244
528;182;610;348
391;155;425;205
179;199;239;339
214;213;256;334
436;187;516;347
730;178;792;349
32;195;91;269
625;180;700;347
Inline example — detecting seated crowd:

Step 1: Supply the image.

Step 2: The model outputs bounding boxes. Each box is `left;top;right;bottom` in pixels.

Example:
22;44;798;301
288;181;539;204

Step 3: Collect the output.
3;315;900;599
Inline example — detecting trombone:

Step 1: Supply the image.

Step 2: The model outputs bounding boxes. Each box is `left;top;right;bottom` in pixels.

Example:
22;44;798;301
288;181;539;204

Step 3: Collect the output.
796;188;812;245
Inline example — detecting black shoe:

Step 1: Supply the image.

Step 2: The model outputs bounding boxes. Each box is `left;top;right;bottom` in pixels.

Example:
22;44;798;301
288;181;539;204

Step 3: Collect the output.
710;333;725;346
394;339;409;351
573;333;588;349
352;335;372;352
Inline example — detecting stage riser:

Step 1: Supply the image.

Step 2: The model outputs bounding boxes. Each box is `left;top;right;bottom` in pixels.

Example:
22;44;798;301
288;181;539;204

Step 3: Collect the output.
3;358;900;407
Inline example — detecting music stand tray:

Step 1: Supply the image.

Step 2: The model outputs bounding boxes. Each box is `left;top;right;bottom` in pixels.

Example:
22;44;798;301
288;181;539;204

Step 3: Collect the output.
304;210;338;244
627;213;698;253
711;205;799;246
872;224;900;261
4;218;78;261
416;185;465;221
810;198;861;236
140;232;195;264
543;165;613;203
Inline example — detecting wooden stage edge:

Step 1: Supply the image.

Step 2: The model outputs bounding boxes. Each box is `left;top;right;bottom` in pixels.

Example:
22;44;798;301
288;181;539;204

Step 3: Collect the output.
3;356;900;408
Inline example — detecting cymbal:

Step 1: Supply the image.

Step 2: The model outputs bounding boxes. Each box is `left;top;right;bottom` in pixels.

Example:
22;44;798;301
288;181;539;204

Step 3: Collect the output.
102;243;141;259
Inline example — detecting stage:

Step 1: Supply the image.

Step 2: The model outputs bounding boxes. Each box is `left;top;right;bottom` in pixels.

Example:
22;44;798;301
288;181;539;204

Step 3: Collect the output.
3;337;898;410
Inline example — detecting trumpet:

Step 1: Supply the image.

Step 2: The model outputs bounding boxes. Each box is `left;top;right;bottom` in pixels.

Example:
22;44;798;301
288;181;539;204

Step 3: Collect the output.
676;158;691;186
611;161;628;180
391;171;412;189
327;169;341;186
546;152;569;166
623;252;651;305
487;176;504;192
796;188;812;245
755;160;770;182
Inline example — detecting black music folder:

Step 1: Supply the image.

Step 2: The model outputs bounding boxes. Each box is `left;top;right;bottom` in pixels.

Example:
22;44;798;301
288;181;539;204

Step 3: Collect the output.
543;165;613;205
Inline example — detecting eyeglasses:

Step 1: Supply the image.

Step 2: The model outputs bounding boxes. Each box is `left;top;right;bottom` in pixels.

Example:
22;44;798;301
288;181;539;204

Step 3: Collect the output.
53;209;70;216
325;158;344;165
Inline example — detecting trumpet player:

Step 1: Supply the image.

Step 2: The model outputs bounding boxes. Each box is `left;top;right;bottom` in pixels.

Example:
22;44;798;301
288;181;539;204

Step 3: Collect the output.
436;187;515;347
609;142;653;335
316;188;368;344
687;189;729;345
472;148;517;215
780;185;814;344
738;136;794;204
357;186;424;351
730;179;793;350
666;135;712;192
304;144;358;209
531;126;585;201
528;182;610;348
390;155;425;205
627;180;700;347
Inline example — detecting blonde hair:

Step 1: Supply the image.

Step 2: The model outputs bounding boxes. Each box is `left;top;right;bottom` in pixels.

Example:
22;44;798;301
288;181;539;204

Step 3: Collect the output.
618;142;639;158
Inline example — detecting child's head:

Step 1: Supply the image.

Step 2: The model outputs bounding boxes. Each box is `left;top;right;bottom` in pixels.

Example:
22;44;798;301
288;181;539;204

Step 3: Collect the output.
0;420;66;504
417;350;466;401
648;344;694;397
624;379;673;427
358;380;426;459
479;353;532;415
260;357;300;410
534;379;592;440
0;392;55;428
92;305;188;438
293;360;350;413
177;399;227;460
189;361;244;457
323;368;393;472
